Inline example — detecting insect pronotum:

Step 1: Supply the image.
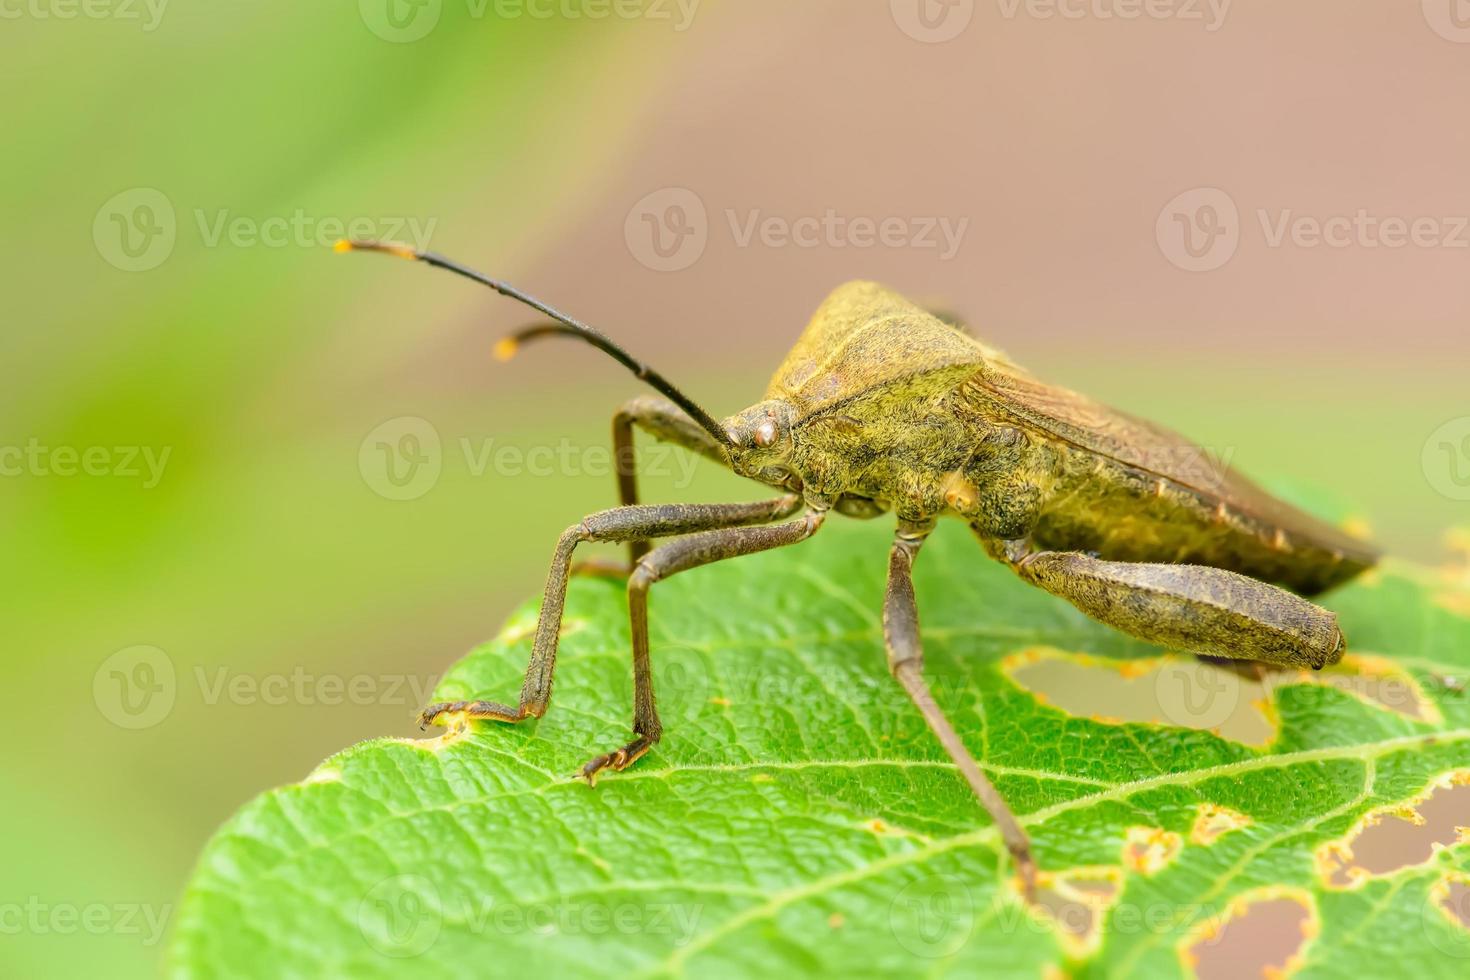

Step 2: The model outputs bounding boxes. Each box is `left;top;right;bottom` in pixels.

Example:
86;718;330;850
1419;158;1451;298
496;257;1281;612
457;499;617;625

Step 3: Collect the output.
338;240;1377;899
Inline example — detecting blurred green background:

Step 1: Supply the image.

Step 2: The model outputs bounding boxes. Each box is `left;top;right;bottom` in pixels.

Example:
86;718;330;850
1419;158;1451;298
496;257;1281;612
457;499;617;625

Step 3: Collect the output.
3;2;1468;976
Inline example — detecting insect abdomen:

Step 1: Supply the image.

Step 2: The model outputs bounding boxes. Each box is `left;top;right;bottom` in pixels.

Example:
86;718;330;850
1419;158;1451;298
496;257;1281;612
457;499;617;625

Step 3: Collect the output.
1027;440;1372;596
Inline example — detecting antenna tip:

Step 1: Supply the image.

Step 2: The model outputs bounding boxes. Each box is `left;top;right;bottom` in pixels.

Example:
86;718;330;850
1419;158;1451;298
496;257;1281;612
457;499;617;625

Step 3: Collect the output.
493;337;520;362
335;239;420;261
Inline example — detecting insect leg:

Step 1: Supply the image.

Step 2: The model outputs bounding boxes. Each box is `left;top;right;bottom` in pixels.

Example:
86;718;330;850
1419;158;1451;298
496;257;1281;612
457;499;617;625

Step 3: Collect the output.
885;525;1038;901
419;496;801;730
1001;545;1345;670
612;394;731;565
581;509;826;782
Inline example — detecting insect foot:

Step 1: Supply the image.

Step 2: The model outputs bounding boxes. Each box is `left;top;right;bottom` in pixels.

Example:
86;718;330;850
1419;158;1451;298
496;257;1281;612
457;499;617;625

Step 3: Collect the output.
416;699;533;730
579;735;657;786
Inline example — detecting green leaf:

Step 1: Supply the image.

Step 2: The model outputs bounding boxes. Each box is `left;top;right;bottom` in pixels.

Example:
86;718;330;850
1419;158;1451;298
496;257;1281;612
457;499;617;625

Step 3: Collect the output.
169;520;1470;978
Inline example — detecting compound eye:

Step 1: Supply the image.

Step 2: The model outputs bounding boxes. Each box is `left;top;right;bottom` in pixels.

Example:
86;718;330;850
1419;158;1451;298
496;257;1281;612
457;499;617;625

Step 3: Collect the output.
754;420;778;447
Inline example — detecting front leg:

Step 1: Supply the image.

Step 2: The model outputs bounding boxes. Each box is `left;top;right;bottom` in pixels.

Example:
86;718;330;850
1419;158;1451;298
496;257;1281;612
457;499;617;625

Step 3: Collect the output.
582;509;826;782
612;394;731;565
987;537;1345;669
418;496;800;730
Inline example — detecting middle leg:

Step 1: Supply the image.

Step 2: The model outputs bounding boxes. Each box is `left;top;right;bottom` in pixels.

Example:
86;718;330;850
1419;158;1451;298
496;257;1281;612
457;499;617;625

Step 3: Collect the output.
884;522;1038;900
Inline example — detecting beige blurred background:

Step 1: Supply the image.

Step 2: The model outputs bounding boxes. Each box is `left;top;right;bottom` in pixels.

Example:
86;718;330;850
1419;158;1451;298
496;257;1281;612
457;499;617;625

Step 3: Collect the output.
3;2;1469;975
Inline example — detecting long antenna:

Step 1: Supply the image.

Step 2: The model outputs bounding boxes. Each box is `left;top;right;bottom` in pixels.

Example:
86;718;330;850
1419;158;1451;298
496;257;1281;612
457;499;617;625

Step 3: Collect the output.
336;240;732;447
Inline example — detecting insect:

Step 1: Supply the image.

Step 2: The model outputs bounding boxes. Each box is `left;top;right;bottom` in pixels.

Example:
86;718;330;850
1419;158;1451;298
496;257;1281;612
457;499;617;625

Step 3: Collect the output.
339;240;1377;898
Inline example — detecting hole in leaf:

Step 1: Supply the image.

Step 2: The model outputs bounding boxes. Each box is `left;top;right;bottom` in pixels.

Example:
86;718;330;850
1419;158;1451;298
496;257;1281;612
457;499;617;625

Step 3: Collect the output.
1435;529;1470;618
1317;773;1470;887
1190;804;1251;846
1425;874;1470;959
1005;648;1276;745
1308;653;1439;724
1031;868;1122;957
1182;891;1316;980
1434;877;1470;930
1005;648;1438;748
1123;826;1182;875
